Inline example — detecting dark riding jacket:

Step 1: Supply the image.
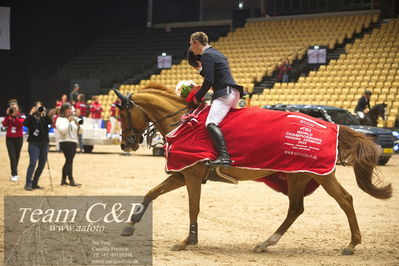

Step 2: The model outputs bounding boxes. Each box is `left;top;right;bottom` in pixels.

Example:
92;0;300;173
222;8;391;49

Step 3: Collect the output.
355;96;370;112
190;47;245;101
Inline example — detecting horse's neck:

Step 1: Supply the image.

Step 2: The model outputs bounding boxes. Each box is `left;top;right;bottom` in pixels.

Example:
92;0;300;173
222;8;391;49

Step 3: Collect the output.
368;105;381;119
365;105;380;126
138;94;188;136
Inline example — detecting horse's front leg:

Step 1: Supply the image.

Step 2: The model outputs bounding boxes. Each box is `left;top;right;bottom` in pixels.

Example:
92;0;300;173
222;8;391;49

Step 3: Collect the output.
171;165;206;251
121;172;185;236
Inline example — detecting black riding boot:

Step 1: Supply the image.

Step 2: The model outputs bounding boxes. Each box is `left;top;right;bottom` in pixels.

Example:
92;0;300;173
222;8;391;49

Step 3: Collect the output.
206;123;232;167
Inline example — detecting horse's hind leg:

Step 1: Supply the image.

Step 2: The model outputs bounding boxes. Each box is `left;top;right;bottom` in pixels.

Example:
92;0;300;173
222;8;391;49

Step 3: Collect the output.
253;173;311;253
314;173;361;255
121;172;185;236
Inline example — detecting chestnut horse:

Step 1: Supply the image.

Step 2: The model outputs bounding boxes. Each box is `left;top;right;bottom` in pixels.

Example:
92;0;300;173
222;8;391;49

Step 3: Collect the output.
114;83;392;255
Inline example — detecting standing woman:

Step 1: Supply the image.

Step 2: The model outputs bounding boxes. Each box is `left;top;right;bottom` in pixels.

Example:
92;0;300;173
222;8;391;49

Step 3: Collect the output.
23;101;53;190
2;101;25;181
56;103;81;186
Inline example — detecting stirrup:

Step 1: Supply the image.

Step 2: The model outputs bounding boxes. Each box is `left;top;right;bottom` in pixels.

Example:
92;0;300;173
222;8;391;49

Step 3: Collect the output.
205;158;232;168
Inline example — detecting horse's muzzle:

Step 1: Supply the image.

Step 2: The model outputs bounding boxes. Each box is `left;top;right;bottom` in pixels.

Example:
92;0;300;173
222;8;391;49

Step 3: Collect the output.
121;142;139;152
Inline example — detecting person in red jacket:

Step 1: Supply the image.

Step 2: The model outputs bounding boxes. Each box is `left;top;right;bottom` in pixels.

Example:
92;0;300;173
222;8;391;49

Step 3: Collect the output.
277;59;292;83
56;94;68;108
2;101;25;181
109;98;121;138
74;93;87;117
89;96;103;128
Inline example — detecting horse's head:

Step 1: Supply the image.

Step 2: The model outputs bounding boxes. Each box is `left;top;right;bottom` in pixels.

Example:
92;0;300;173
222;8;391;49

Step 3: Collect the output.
371;103;387;119
113;88;148;152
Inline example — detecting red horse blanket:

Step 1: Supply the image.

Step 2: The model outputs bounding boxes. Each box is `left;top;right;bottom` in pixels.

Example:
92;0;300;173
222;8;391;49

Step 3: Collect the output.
165;106;339;196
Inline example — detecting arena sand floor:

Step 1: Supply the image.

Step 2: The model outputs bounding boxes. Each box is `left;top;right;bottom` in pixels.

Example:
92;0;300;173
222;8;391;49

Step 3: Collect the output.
0;136;398;265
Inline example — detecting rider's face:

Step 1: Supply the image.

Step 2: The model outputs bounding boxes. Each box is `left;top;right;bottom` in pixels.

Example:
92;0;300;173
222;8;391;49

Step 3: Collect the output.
190;40;202;55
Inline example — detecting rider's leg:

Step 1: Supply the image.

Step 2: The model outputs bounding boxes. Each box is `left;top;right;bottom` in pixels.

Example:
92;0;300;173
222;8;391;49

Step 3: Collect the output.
206;123;231;166
205;88;240;167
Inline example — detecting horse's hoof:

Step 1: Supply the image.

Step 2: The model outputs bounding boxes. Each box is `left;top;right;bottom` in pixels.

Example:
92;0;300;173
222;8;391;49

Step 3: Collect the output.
341;248;354;255
252;244;266;253
120;226;135;236
171;243;186;251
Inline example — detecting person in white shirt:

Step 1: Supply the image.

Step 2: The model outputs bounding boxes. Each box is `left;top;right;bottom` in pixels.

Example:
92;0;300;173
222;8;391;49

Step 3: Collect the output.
56;103;81;186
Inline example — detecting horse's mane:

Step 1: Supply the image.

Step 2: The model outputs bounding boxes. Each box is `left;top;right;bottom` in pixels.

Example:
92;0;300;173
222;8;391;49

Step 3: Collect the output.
370;103;386;109
136;82;187;105
139;82;175;95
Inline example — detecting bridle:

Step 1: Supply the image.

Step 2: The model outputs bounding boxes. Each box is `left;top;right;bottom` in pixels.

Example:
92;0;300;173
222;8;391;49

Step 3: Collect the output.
121;94;146;146
114;89;190;148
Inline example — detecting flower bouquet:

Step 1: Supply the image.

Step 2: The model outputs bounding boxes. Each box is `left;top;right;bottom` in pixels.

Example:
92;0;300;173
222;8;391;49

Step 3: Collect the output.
175;80;203;103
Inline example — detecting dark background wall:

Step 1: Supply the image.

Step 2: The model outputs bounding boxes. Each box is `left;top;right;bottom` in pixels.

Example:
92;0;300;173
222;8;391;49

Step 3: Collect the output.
153;0;199;23
0;0;148;114
202;0;261;21
0;0;397;115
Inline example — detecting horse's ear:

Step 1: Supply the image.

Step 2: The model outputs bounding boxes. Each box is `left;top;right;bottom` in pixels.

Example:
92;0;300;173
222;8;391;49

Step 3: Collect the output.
113;88;124;101
126;92;135;107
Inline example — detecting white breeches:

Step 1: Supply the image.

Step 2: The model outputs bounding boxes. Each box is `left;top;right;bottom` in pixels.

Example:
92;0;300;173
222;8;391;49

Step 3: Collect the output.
205;88;240;126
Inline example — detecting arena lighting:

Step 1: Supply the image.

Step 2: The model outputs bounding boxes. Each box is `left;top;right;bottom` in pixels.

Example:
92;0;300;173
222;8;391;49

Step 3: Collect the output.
238;2;243;9
313;45;320;49
161;52;167;56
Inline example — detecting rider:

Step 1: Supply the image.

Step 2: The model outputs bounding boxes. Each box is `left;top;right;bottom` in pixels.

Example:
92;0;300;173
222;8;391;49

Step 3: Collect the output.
355;90;372;120
188;31;245;167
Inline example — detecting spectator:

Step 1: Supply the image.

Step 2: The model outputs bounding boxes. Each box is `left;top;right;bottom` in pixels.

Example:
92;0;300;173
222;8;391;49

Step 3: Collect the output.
74;94;87;152
8;98;18;106
70;84;80;105
355;90;372;120
109;98;122;138
2;101;25;182
56;94;69;108
74;108;84;153
23;101;52;191
277;59;292;83
56;103;81;186
90;96;103;128
74;93;87;117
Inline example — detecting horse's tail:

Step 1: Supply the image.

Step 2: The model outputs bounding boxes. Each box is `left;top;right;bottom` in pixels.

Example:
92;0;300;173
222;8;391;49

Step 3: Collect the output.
338;125;392;199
